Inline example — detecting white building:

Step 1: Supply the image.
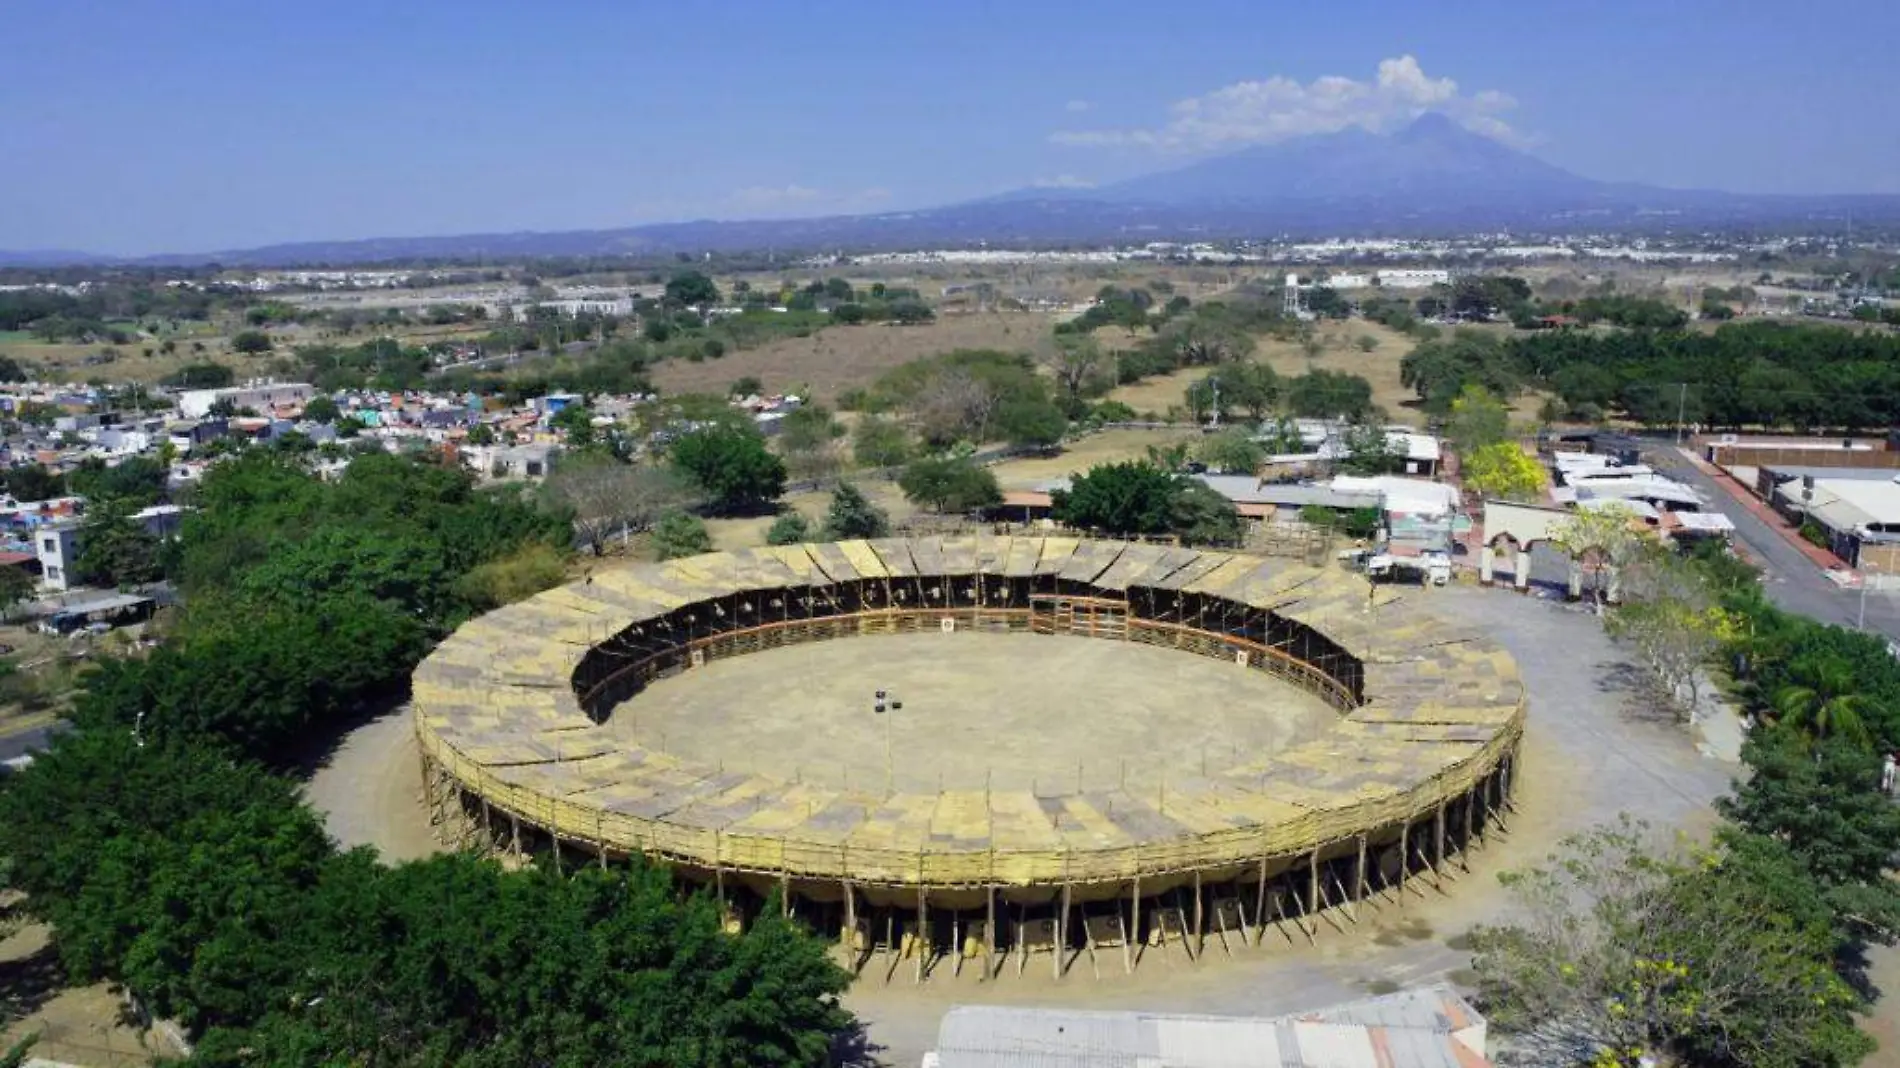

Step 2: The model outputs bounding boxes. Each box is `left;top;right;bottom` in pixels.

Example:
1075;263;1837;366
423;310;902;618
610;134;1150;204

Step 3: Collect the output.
35;505;183;591
1376;269;1452;289
513;296;634;320
178;382;315;419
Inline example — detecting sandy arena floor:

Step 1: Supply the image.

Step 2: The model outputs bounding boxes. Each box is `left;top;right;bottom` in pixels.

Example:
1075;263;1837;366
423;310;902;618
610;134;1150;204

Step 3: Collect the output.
602;632;1337;796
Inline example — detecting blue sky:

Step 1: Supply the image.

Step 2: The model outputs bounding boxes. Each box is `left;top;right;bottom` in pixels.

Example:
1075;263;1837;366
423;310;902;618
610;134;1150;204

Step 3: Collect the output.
3;0;1896;255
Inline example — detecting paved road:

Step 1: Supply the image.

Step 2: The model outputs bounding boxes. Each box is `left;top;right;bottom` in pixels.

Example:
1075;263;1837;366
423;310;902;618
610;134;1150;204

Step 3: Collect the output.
0;721;65;763
1643;445;1900;643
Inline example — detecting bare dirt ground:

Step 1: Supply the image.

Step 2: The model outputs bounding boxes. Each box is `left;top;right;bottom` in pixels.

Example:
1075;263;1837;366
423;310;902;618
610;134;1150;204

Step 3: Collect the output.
649;310;1055;403
698;481;921;554
605;632;1335;796
302;706;440;865
0;924;161;1067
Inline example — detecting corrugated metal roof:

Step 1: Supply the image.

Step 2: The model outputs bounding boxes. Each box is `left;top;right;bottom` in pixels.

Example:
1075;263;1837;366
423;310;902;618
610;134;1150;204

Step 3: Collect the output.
935;986;1488;1068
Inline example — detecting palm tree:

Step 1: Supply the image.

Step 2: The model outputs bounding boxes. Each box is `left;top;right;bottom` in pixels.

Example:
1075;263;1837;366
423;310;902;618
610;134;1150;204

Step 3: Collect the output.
1770;655;1873;748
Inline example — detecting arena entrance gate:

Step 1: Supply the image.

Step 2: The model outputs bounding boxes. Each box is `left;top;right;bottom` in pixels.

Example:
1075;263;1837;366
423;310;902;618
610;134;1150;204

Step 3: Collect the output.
1030;594;1129;639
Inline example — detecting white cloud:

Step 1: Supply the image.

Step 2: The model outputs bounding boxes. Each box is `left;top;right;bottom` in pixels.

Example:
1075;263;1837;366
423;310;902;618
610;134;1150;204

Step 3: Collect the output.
1051;55;1520;152
1031;174;1096;189
1064;99;1092;113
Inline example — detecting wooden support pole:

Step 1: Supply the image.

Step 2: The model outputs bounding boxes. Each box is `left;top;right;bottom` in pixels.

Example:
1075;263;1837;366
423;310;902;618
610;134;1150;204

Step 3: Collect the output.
780;868;791;918
1305;848;1320;941
1331;873;1353;925
1192;870;1204;959
1130;876;1142;970
1398;822;1409;906
1461;790;1474;871
1354;833;1368;919
985;885;997;980
1058;883;1072;979
915;885;927;984
1253;854;1268;947
510;813;522;857
952;909;962;978
843;881;857;966
716;864;725;907
1016;903;1027;978
1434;802;1447;881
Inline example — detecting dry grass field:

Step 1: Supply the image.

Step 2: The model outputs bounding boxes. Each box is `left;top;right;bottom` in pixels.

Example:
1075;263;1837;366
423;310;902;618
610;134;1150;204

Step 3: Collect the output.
648;309;1056;403
986;428;1198;489
1105;319;1553;426
1;319;492;385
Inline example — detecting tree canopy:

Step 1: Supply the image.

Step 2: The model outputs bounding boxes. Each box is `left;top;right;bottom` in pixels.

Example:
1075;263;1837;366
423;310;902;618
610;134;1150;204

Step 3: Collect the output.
897;457;1002;515
669;425;787;515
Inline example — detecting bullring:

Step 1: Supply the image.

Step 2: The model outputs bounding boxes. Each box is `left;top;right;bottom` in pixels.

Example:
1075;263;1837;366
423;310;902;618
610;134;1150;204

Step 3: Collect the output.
412;535;1524;978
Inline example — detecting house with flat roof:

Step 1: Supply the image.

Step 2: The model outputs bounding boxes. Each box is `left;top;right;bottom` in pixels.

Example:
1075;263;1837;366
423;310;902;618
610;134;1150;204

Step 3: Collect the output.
1771;472;1900;577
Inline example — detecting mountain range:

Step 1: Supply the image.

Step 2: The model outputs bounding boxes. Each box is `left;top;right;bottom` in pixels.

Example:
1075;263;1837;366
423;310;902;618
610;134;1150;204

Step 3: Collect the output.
9;115;1900;267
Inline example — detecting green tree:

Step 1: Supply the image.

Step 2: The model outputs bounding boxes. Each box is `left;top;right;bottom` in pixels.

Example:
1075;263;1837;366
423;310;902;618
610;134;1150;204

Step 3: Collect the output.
231;330;273;355
1196;428;1265;474
1444;383;1512;455
0;567;35;620
778;404;845;476
851;416;913;468
549;403;598;449
1768;656;1872;746
1219;361;1281;422
67;456;168;508
897;457;1001;514
1170;480;1244;546
650;510;712;560
1158;317;1254;367
1720;731;1900;899
669;425;787;515
75;498;163;587
301;394;340;423
664;271;721;307
159;359;233;389
1472;819;1871;1068
995;397;1067;449
1461;442;1543;500
728;375;764;398
1051;462;1179;536
765;512;812;545
0;464;65;501
1336;421;1399;476
1285;369;1374;419
453;541;568;610
820;482;890;540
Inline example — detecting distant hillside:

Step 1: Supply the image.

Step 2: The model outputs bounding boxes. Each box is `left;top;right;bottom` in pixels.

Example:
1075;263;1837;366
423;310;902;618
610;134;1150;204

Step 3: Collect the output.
10;114;1900;267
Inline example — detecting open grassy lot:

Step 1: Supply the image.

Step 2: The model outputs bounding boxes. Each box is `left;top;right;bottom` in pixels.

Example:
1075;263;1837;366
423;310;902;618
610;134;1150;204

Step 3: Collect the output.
649;310;1055;402
986;428;1199;489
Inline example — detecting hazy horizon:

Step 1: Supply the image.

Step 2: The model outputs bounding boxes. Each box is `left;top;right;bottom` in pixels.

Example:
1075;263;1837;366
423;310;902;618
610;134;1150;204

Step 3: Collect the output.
5;0;1897;256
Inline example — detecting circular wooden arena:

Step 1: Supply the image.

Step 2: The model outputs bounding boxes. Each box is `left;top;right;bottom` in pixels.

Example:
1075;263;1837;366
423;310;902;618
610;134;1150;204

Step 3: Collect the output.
412;536;1525;979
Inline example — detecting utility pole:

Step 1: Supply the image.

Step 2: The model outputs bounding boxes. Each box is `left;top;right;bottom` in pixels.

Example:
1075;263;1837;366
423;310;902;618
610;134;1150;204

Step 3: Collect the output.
1674;383;1688;445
